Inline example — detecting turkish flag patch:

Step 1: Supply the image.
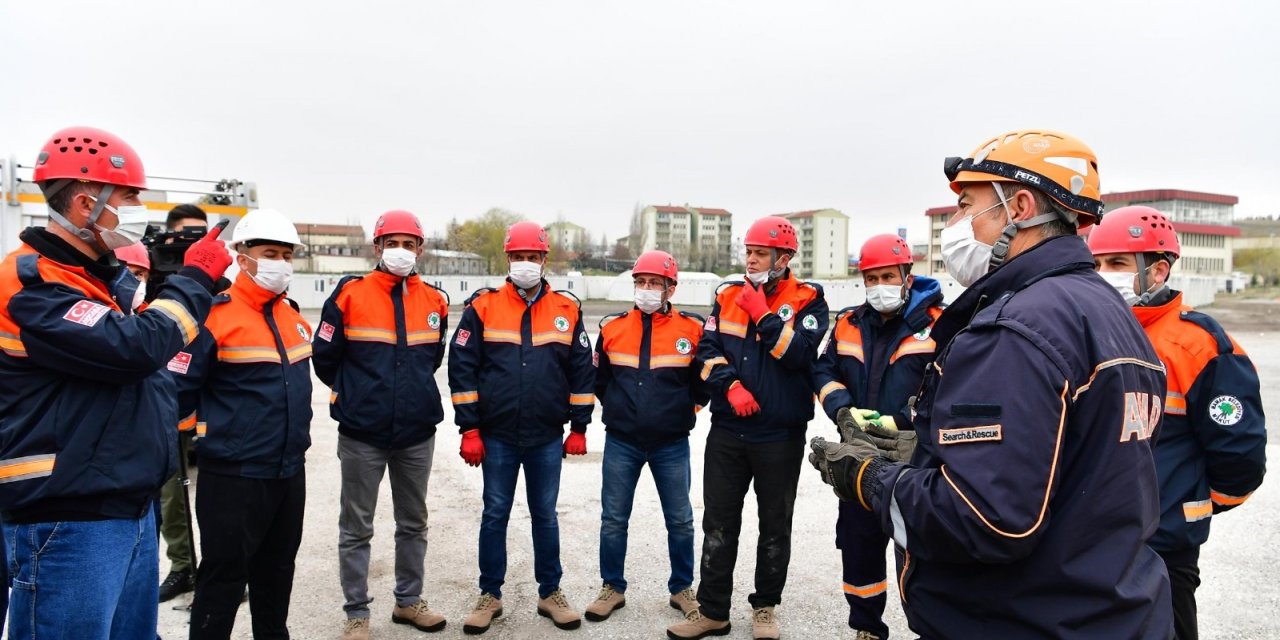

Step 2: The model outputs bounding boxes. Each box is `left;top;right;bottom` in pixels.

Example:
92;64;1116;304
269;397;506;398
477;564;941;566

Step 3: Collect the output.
63;300;110;328
592;351;599;367
167;352;192;374
454;329;471;346
704;316;717;331
317;321;336;342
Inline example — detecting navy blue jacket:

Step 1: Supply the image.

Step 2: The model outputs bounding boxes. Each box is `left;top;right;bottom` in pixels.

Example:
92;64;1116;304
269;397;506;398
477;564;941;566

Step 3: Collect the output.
868;236;1173;639
312;270;450;450
0;228;212;522
814;276;943;427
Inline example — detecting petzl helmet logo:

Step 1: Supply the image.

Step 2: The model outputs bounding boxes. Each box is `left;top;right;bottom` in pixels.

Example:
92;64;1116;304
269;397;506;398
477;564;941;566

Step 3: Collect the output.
675;337;692;354
554;316;570;332
1209;395;1244;426
1014;170;1041;185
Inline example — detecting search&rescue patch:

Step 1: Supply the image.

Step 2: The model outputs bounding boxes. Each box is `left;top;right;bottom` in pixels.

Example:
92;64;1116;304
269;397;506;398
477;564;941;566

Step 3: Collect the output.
938;424;1002;445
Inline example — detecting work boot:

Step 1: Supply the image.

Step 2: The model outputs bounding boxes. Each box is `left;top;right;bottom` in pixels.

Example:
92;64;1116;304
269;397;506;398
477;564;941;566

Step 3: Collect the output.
342;617;370;640
536;589;582;630
853;630;883;640
584;584;625;621
392;600;447;632
666;609;731;639
751;607;780;640
158;570;195;603
462;593;503;635
668;588;698;615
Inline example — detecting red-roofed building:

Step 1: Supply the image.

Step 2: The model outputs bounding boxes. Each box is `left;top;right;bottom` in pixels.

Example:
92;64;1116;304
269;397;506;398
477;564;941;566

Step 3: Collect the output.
638;204;734;271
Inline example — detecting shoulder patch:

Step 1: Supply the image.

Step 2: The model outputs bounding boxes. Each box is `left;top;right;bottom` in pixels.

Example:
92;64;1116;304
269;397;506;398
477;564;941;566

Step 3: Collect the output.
63;300;111;327
801;314;819;330
167;351;192;374
454;328;472;346
317;321;337;342
1208;395;1244;426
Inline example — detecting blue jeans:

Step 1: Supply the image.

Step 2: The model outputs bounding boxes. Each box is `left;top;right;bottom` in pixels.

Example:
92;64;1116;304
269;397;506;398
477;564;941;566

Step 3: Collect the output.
599;435;694;594
479;437;563;599
5;510;159;639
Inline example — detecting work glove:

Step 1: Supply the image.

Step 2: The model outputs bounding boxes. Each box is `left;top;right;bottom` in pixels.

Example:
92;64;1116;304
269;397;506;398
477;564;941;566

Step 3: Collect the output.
836;406;881;443
726;381;761;417
867;414;899;437
809;434;882;509
182;220;232;283
734;282;771;323
564;431;587;456
460;429;485;467
865;429;917;463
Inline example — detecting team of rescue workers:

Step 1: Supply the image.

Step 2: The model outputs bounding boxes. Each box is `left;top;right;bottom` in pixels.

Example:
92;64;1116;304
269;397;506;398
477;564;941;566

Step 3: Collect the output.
0;126;1267;640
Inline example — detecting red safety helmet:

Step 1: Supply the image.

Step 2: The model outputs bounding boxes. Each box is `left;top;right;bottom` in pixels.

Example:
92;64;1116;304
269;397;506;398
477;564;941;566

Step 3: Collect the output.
1087;205;1180;258
374;209;424;241
632;250;679;284
114;242;151;270
33;126;147;190
744;216;798;251
858;234;912;271
504;221;549;252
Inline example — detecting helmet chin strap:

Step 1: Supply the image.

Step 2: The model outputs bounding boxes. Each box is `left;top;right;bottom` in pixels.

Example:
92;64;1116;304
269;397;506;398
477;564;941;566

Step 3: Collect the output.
1134;254;1168;306
46;183;114;243
988;182;1060;271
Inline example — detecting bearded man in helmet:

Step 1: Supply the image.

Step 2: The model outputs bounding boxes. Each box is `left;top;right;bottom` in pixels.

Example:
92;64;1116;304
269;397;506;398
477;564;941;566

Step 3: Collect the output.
811;233;943;640
584;251;707;624
0;126;231;638
668;216;828;640
1090;206;1266;640
313;210;452;639
808;130;1173;638
172;208;313;639
447;221;595;634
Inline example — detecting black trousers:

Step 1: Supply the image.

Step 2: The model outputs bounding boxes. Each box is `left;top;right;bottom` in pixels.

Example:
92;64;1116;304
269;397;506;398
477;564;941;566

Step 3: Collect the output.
695;428;804;621
190;469;306;640
1162;554;1201;640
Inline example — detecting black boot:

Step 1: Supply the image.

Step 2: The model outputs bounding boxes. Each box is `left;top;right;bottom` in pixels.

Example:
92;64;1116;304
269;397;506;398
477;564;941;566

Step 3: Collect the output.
159;570;195;602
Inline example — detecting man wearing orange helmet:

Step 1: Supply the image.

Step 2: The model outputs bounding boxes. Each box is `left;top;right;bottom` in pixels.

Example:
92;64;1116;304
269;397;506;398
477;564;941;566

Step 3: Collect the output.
811;234;943;640
1090;206;1267;640
0;126;231;638
809;130;1173;638
447;220;595;634
313;210;452;639
669;217;828;640
584;251;706;624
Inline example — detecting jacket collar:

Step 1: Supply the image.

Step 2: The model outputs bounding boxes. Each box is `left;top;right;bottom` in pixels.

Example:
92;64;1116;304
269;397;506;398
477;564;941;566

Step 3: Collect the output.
20;226;121;283
1132;291;1185;328
366;267;412;292
503;278;546;305
231;271;286;308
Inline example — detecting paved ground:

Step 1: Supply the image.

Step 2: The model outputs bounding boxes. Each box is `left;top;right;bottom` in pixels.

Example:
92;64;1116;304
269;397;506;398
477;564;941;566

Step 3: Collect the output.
139;295;1280;639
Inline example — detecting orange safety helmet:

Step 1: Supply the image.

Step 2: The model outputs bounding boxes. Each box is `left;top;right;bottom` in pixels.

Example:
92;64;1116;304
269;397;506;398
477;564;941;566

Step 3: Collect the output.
503;221;550;252
944;129;1103;228
858;234;912;272
632;250;679;284
33;126;147;190
114;242;151;270
373;209;424;241
744;216;798;251
1087;206;1180;258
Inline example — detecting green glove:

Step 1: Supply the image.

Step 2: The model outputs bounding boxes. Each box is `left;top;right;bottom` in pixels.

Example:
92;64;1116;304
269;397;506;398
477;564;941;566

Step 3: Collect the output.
808;435;879;505
835;406;880;444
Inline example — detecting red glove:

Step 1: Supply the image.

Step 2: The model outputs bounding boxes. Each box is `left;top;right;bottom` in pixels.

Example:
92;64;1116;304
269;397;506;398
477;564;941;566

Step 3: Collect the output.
564;431;587;456
735;282;771;323
460;429;485;466
183;222;232;281
726;381;761;417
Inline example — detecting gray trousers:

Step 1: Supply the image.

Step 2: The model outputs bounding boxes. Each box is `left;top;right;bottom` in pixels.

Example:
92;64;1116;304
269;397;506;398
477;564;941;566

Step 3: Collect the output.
338;433;435;617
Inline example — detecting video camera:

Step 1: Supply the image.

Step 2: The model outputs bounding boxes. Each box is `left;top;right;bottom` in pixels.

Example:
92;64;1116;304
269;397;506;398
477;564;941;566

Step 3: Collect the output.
141;224;209;301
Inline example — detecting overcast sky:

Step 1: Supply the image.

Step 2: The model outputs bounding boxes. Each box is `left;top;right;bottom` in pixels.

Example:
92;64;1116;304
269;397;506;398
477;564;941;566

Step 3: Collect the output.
3;1;1277;253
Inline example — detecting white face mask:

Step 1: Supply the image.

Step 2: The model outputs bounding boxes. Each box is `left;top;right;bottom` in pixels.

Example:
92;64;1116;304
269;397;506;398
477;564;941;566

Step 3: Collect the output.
745;270;770;286
866;284;905;313
1099;270;1142;307
940;193;1013;288
380;247;417;277
132;281;147;310
89;197;150;250
246;256;293;294
509;260;543;289
634;288;665;314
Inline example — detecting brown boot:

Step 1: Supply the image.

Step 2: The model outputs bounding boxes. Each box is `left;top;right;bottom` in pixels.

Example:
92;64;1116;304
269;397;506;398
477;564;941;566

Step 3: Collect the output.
666;608;731;639
341;617;370;640
536;589;582;630
462;593;503;635
854;630;884;640
668;587;698;615
584;584;625;622
751;606;780;640
392;600;447;633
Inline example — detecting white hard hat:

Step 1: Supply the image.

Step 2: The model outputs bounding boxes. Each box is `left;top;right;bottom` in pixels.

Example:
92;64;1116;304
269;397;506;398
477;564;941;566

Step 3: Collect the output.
231;208;305;250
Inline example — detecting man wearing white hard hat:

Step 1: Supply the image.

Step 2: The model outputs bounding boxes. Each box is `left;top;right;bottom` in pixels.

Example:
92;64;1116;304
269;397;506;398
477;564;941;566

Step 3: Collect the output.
171;208;315;639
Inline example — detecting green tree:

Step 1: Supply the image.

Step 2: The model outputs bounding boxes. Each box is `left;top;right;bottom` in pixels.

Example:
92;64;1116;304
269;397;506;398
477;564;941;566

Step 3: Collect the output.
447;208;524;274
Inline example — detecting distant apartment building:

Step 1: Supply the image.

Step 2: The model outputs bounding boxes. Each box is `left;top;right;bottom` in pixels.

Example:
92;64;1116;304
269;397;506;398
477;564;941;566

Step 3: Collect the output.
779;209;849;279
422;249;487;275
923;189;1241;278
545;220;590;254
295;223;374;274
638;204;734;271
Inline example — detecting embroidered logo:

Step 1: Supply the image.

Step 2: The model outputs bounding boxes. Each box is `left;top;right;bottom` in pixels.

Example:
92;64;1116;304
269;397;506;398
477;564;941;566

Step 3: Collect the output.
428;312;441;330
801;315;818;331
579;332;590;348
167;352;192;374
63;300;110;327
554;316;570;332
777;304;794;321
938;424;1003;445
1209;395;1244;426
454;329;471;346
317;321;336;342
704;316;717;331
675;337;692;354
296;323;310;341
914;327;932;341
